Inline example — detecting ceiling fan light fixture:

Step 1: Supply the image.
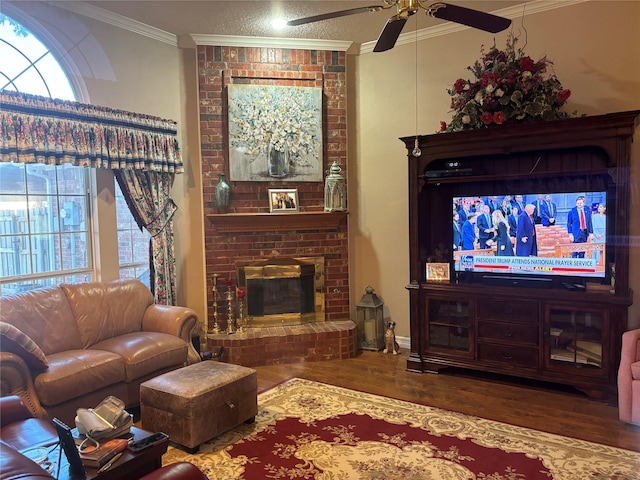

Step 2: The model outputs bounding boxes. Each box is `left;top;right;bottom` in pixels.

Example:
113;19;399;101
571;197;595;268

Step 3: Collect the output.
270;18;288;30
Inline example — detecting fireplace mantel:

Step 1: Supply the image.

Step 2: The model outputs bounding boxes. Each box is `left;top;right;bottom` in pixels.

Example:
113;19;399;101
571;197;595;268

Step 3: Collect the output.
207;211;348;233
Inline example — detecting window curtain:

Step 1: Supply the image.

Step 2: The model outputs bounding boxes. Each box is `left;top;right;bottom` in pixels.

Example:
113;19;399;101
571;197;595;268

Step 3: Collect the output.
1;91;183;305
114;170;177;305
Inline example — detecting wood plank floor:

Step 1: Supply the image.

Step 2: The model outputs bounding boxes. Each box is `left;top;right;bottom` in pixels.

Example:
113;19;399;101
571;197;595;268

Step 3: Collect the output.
253;350;640;453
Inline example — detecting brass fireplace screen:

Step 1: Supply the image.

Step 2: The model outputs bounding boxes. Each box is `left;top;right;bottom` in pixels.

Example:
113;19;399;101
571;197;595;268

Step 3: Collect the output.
236;257;325;327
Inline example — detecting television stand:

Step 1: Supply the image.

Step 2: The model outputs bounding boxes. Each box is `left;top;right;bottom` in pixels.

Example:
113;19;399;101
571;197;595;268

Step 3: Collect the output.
402;111;639;404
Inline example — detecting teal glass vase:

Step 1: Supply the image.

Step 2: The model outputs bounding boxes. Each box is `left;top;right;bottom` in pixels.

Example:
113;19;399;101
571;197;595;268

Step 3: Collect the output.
215;173;230;214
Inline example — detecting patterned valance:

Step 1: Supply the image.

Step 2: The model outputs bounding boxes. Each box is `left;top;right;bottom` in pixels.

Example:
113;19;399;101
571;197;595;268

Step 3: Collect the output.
0;91;183;173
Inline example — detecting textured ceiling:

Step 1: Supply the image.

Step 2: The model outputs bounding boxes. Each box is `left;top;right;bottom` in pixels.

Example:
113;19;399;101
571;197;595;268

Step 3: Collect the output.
79;1;530;47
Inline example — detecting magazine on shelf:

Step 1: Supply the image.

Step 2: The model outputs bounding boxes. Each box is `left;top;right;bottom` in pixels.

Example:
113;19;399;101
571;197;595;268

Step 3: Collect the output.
550;348;601;367
574;340;602;358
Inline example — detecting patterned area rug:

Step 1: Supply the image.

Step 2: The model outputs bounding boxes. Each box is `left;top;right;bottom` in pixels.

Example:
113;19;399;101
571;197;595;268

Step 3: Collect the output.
162;378;639;479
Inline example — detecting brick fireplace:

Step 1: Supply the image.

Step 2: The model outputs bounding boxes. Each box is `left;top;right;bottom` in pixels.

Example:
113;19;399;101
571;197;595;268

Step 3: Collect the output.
197;42;356;365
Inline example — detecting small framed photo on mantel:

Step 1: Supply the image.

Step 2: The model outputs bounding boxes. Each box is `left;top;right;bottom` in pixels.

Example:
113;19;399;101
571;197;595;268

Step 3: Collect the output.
268;189;299;213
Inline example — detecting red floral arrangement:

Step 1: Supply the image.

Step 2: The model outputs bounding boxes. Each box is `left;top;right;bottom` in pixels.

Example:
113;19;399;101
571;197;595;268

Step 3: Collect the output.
441;34;572;132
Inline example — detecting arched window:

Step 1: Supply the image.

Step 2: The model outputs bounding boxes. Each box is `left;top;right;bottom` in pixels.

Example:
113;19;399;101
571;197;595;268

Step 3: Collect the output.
0;14;150;294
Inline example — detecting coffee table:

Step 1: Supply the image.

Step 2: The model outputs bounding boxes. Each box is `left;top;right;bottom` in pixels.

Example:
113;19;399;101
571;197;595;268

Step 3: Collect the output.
54;427;168;480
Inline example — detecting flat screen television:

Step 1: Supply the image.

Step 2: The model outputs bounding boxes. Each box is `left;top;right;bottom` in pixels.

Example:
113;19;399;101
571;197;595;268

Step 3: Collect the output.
452;191;608;285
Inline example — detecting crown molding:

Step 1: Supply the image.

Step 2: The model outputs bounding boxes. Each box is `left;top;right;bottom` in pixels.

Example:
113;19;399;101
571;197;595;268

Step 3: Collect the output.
359;0;589;54
51;1;177;46
191;34;352;52
46;0;586;54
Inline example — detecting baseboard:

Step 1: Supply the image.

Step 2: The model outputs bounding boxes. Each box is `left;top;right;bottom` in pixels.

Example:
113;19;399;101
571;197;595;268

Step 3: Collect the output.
397;336;410;350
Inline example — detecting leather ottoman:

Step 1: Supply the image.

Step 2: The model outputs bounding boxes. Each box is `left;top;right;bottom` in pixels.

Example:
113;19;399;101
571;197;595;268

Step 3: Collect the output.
140;361;257;453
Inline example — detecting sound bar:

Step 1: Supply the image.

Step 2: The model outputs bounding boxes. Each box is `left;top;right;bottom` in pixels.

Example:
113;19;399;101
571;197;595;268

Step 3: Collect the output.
424;168;474;178
482;275;552;289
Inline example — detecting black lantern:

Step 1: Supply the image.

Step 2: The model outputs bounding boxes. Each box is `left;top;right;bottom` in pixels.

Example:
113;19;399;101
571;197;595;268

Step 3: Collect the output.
356;286;384;351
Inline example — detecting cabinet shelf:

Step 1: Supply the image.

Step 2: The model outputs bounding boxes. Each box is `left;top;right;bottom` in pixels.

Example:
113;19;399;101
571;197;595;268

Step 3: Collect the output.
207;211;348;233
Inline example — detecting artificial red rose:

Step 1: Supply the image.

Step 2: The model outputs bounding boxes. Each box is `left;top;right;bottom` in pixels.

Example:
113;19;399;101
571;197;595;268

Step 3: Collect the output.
557;89;571;102
440;121;447;132
480;112;494;125
519;56;535;72
493;111;507;124
480;72;500;88
453;78;467;94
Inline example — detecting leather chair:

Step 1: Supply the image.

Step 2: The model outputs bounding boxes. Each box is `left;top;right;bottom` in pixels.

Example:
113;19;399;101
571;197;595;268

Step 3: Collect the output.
617;328;640;426
0;395;207;480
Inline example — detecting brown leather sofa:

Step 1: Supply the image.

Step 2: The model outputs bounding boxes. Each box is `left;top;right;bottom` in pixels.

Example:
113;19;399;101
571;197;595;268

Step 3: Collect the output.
0;395;207;480
0;279;200;425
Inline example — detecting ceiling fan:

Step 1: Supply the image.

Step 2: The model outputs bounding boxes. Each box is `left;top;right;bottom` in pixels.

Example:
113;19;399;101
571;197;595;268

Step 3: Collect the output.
287;0;512;52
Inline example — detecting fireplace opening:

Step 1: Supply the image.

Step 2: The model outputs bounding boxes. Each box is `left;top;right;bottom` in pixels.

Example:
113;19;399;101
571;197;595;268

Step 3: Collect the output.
237;257;324;327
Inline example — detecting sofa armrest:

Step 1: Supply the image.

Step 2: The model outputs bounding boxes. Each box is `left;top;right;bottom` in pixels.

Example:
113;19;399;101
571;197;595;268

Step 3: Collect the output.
0;352;48;420
0;395;34;427
622;328;640;362
0;443;54;480
139;462;208;480
617;328;640;423
142;305;200;364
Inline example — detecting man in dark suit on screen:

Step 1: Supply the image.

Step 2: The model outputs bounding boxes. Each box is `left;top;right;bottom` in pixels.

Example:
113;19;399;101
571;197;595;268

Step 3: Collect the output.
462;213;477;250
476;204;494;249
567;195;593;258
540;194;557;227
516;204;538;256
508;206;519;244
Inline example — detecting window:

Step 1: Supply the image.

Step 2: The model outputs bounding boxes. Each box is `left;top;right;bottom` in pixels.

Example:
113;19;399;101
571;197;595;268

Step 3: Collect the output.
115;182;151;286
0;14;74;100
0;163;93;294
0;14;150;294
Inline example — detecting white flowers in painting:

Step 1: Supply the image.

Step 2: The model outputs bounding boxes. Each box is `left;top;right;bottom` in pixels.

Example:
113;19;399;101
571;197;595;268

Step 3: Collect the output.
228;85;322;162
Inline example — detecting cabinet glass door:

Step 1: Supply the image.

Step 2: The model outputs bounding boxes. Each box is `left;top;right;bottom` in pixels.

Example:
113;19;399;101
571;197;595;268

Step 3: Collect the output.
547;307;604;372
427;298;471;353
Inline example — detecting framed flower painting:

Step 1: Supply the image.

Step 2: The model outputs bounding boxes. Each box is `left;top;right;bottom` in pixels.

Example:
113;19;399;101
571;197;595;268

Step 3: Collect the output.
227;84;323;182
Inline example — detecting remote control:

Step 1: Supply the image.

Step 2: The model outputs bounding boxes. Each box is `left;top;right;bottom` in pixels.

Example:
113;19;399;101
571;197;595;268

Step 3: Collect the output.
127;432;169;453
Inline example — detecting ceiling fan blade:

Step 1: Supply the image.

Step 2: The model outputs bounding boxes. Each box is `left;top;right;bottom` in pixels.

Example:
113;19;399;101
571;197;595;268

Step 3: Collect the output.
426;3;511;33
287;5;384;26
373;15;408;52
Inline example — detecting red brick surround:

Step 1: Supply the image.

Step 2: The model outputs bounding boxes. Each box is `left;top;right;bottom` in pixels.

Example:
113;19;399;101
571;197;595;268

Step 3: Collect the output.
197;44;350;334
205;321;357;367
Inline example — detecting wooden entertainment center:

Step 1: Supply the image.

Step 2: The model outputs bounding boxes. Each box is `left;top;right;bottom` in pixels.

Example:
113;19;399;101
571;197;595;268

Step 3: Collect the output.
402;111;639;403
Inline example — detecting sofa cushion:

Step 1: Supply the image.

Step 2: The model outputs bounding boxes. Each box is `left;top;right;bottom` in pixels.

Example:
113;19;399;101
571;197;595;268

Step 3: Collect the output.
631;361;640;381
0;287;83;355
62;279;153;348
34;350;125;406
0;322;49;371
0;418;59;453
92;332;188;381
